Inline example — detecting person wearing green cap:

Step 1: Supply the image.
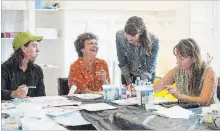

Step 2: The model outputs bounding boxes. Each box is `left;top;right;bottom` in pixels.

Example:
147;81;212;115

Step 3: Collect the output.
1;32;46;100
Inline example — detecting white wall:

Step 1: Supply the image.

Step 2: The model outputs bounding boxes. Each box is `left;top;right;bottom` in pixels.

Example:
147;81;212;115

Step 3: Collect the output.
1;1;219;96
189;1;220;76
62;1;190;87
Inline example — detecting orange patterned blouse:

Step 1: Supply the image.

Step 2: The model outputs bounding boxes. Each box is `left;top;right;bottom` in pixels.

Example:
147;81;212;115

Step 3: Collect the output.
68;57;110;94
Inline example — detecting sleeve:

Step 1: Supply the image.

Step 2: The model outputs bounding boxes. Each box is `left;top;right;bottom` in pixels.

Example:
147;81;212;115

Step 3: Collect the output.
116;32;132;84
103;60;111;84
68;63;89;94
35;67;46;96
140;37;159;81
1;66;13;100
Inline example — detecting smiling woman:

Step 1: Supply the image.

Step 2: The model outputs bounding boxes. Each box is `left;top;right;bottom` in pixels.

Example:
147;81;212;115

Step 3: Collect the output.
68;32;111;94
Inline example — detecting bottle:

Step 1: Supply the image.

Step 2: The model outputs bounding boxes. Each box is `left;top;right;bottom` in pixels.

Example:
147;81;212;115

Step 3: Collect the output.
145;82;154;110
136;86;145;106
135;77;141;86
121;85;127;99
114;87;120;100
132;77;140;97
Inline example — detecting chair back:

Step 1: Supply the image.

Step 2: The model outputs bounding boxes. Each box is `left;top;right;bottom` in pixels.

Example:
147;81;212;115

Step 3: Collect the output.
57;78;69;95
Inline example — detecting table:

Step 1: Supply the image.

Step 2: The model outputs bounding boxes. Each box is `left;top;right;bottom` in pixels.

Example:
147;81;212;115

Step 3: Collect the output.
2;96;218;130
67;96;218;130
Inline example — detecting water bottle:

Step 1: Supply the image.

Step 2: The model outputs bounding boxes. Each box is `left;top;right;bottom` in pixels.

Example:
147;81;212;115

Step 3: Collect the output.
115;87;120;100
135;77;141;86
145;82;154;110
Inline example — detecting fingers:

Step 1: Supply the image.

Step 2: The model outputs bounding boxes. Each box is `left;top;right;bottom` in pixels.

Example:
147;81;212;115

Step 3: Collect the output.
164;85;173;93
13;85;27;98
17;91;26;99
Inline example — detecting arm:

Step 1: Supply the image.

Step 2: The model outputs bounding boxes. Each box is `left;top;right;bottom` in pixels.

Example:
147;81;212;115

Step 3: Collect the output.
1;66;12;100
68;63;90;94
35;67;46;96
116;31;132;84
153;67;176;92
140;37;159;81
179;68;217;106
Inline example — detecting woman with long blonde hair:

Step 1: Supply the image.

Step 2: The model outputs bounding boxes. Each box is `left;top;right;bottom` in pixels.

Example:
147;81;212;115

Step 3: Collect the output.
153;38;218;105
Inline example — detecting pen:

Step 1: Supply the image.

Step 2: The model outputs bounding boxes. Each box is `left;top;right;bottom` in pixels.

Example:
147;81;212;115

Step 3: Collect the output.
26;86;36;88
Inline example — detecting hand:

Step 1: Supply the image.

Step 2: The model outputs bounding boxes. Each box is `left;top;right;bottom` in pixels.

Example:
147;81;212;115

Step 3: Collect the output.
81;88;92;94
126;84;135;93
96;69;108;84
93;91;104;96
10;85;27;99
165;85;183;99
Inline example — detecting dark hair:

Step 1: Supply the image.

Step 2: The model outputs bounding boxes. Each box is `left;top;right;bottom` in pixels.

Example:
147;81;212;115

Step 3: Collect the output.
124;16;152;55
12;41;31;66
173;38;205;93
74;32;98;57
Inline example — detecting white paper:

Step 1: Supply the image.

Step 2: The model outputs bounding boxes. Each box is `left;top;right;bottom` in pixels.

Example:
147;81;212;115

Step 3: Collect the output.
154;106;193;119
53;111;90;126
68;85;77;96
1;103;16;110
73;94;102;100
25;96;69;103
21;117;66;130
44;106;81;116
79;103;117;111
111;97;138;106
25;96;81;108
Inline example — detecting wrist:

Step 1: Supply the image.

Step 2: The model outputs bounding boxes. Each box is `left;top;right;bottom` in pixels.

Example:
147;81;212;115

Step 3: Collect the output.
102;79;109;84
178;93;184;101
10;91;16;98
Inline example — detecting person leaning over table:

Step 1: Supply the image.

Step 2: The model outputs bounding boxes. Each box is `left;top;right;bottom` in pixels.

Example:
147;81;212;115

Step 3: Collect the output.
116;16;159;90
1;32;46;100
68;32;110;94
153;38;219;106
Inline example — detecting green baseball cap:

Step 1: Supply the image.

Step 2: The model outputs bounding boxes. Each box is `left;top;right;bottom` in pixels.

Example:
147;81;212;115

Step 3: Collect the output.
12;32;43;51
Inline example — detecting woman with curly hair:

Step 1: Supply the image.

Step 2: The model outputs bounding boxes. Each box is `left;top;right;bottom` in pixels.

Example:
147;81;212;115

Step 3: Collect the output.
68;32;110;94
153;38;218;105
116;16;159;89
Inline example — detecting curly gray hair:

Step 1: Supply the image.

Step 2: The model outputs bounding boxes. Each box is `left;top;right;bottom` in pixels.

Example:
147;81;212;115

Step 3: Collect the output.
74;32;98;57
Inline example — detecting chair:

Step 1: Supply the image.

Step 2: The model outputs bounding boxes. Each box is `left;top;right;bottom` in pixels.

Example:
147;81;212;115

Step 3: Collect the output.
217;77;220;101
57;78;69;95
217;84;220;101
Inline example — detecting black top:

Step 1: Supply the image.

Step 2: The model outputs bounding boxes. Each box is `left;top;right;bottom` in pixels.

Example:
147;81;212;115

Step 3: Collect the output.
1;55;46;100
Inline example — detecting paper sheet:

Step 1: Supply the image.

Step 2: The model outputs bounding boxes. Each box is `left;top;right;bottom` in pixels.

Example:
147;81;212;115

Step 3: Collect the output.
73;94;102;100
79;103;117;111
154;106;193;119
53;111;90;126
20;117;67;130
25;96;81;108
25;96;69;103
44;106;81;117
111;97;138;105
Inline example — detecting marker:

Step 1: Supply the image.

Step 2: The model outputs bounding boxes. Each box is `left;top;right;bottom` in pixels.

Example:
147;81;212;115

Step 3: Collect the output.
26;86;36;89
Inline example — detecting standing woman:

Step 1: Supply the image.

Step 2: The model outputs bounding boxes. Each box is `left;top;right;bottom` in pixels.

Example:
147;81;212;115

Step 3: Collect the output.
116;16;159;88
